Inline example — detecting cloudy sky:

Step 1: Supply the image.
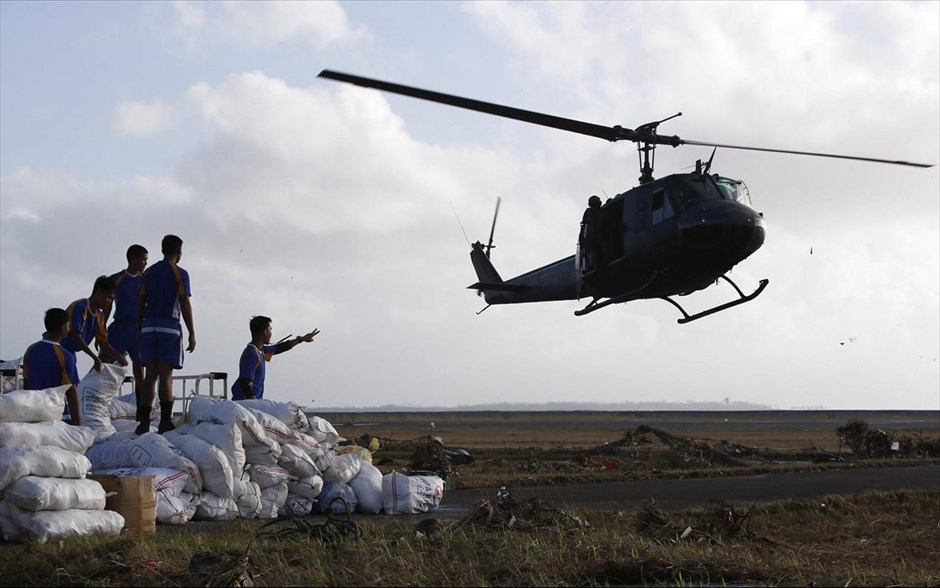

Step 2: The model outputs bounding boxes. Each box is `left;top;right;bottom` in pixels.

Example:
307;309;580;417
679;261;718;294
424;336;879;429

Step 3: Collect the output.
1;1;937;411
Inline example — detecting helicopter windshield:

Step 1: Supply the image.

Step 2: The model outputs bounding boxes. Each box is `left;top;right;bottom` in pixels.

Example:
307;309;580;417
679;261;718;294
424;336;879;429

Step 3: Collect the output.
713;175;752;206
668;176;723;212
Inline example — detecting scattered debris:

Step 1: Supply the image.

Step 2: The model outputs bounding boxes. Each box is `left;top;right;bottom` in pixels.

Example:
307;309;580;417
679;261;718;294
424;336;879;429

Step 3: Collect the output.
186;543;254;587
837;418;940;458
634;498;784;546
452;487;590;534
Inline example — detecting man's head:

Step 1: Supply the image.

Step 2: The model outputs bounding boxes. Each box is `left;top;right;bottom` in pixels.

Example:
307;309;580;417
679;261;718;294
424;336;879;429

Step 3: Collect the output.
44;307;70;339
126;244;149;273
90;275;116;310
249;315;273;343
589;195;602;208
161;234;183;262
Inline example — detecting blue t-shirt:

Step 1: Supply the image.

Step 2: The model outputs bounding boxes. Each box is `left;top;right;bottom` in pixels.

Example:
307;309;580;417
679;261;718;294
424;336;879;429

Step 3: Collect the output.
22;339;80;390
140;260;191;330
231;343;278;400
61;298;107;353
109;270;143;322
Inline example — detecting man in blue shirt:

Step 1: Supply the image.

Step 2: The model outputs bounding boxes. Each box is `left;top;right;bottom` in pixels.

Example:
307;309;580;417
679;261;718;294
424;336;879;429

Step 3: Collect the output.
63;276;128;374
22;308;82;425
102;244;148;415
137;234;195;434
232;315;319;400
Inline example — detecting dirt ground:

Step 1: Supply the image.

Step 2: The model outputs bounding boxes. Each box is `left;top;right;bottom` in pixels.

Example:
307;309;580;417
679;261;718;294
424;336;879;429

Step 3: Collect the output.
325;410;940;490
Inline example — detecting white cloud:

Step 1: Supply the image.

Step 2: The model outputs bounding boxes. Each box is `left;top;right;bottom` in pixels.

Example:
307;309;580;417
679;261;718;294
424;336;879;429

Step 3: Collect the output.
1;207;40;223
111;100;174;136
1;2;937;410
162;0;366;51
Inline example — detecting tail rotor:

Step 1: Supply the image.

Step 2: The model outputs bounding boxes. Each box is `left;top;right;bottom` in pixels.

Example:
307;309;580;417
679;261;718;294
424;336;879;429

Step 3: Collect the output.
485;196;501;259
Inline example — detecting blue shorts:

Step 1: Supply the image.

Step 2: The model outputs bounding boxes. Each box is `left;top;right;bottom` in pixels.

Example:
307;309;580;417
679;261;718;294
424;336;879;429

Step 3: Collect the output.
139;326;184;369
107;320;140;362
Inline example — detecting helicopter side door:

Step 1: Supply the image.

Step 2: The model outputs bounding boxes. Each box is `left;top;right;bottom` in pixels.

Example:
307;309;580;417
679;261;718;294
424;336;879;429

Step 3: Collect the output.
649;187;679;263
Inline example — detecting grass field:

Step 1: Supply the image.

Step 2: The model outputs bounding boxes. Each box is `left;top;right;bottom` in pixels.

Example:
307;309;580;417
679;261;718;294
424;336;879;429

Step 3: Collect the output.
0;411;937;587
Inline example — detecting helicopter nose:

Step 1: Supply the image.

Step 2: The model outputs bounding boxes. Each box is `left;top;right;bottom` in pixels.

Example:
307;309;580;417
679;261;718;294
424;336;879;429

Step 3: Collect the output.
680;201;766;259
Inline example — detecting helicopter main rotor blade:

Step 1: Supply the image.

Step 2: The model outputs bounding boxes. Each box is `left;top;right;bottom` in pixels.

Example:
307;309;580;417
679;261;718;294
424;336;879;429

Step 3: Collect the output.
681;139;933;168
319;69;638;143
320;70;933;168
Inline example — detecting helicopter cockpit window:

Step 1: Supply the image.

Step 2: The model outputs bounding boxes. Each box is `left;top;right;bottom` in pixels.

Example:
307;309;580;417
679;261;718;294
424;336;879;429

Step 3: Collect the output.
713;175;752;206
650;189;674;225
669;177;723;213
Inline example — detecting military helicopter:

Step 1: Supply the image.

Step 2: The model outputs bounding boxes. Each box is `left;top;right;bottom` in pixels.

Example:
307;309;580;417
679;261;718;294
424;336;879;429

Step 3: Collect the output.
318;70;932;323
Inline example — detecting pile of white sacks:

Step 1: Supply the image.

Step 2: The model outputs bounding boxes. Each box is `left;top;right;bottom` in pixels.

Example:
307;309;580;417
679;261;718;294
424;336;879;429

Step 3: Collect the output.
0;384;125;543
3;363;445;536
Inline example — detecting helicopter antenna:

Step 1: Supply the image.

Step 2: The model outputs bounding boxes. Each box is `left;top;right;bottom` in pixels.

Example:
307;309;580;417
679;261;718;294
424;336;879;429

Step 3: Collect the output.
449;201;472;247
485;196;501;259
703;147;718;174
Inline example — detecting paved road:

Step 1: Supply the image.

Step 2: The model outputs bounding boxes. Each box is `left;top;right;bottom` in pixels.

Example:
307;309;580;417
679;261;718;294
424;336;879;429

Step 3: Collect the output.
433;465;940;518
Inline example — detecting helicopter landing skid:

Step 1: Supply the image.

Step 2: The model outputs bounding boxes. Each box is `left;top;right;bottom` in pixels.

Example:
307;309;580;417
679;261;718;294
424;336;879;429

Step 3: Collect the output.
661;276;769;324
574;274;660;317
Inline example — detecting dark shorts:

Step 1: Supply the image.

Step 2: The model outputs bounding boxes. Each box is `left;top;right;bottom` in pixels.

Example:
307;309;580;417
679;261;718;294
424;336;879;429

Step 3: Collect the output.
139;327;184;369
107;320;140;362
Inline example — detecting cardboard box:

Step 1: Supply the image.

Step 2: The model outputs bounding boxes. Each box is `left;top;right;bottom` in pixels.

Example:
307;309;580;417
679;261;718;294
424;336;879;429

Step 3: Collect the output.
87;475;156;535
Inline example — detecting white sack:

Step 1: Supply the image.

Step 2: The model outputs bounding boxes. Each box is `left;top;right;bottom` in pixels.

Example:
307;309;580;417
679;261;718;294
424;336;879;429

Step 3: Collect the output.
0;499;124;544
77;364;125;442
349;461;383;514
277;443;319;478
85;436;136;470
307;416;342;446
323;453;361;484
382;472;444;515
247;464;291;489
287;475;323;500
188;421;246;479
236;398;311;433
244;441;281;466
235;477;262;519
0;499;19;541
188;396;270;448
4;476;106;512
156;490;199;525
0;385;68;423
0;445;92;492
0;421;95;454
312;447;335;473
259;481;288;519
163;430;234;498
292;431;323;456
247;407;300;447
195;491;239;521
130;433;202;494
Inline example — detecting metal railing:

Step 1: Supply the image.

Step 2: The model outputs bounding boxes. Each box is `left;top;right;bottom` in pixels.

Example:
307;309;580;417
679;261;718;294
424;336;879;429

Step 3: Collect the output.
122;371;228;417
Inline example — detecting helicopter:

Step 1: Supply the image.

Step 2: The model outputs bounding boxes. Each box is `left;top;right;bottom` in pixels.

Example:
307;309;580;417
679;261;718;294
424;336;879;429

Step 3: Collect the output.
318;70;932;323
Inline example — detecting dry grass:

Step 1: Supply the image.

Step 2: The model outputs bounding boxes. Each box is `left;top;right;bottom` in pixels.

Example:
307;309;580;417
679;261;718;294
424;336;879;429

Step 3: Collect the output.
1;489;937;587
